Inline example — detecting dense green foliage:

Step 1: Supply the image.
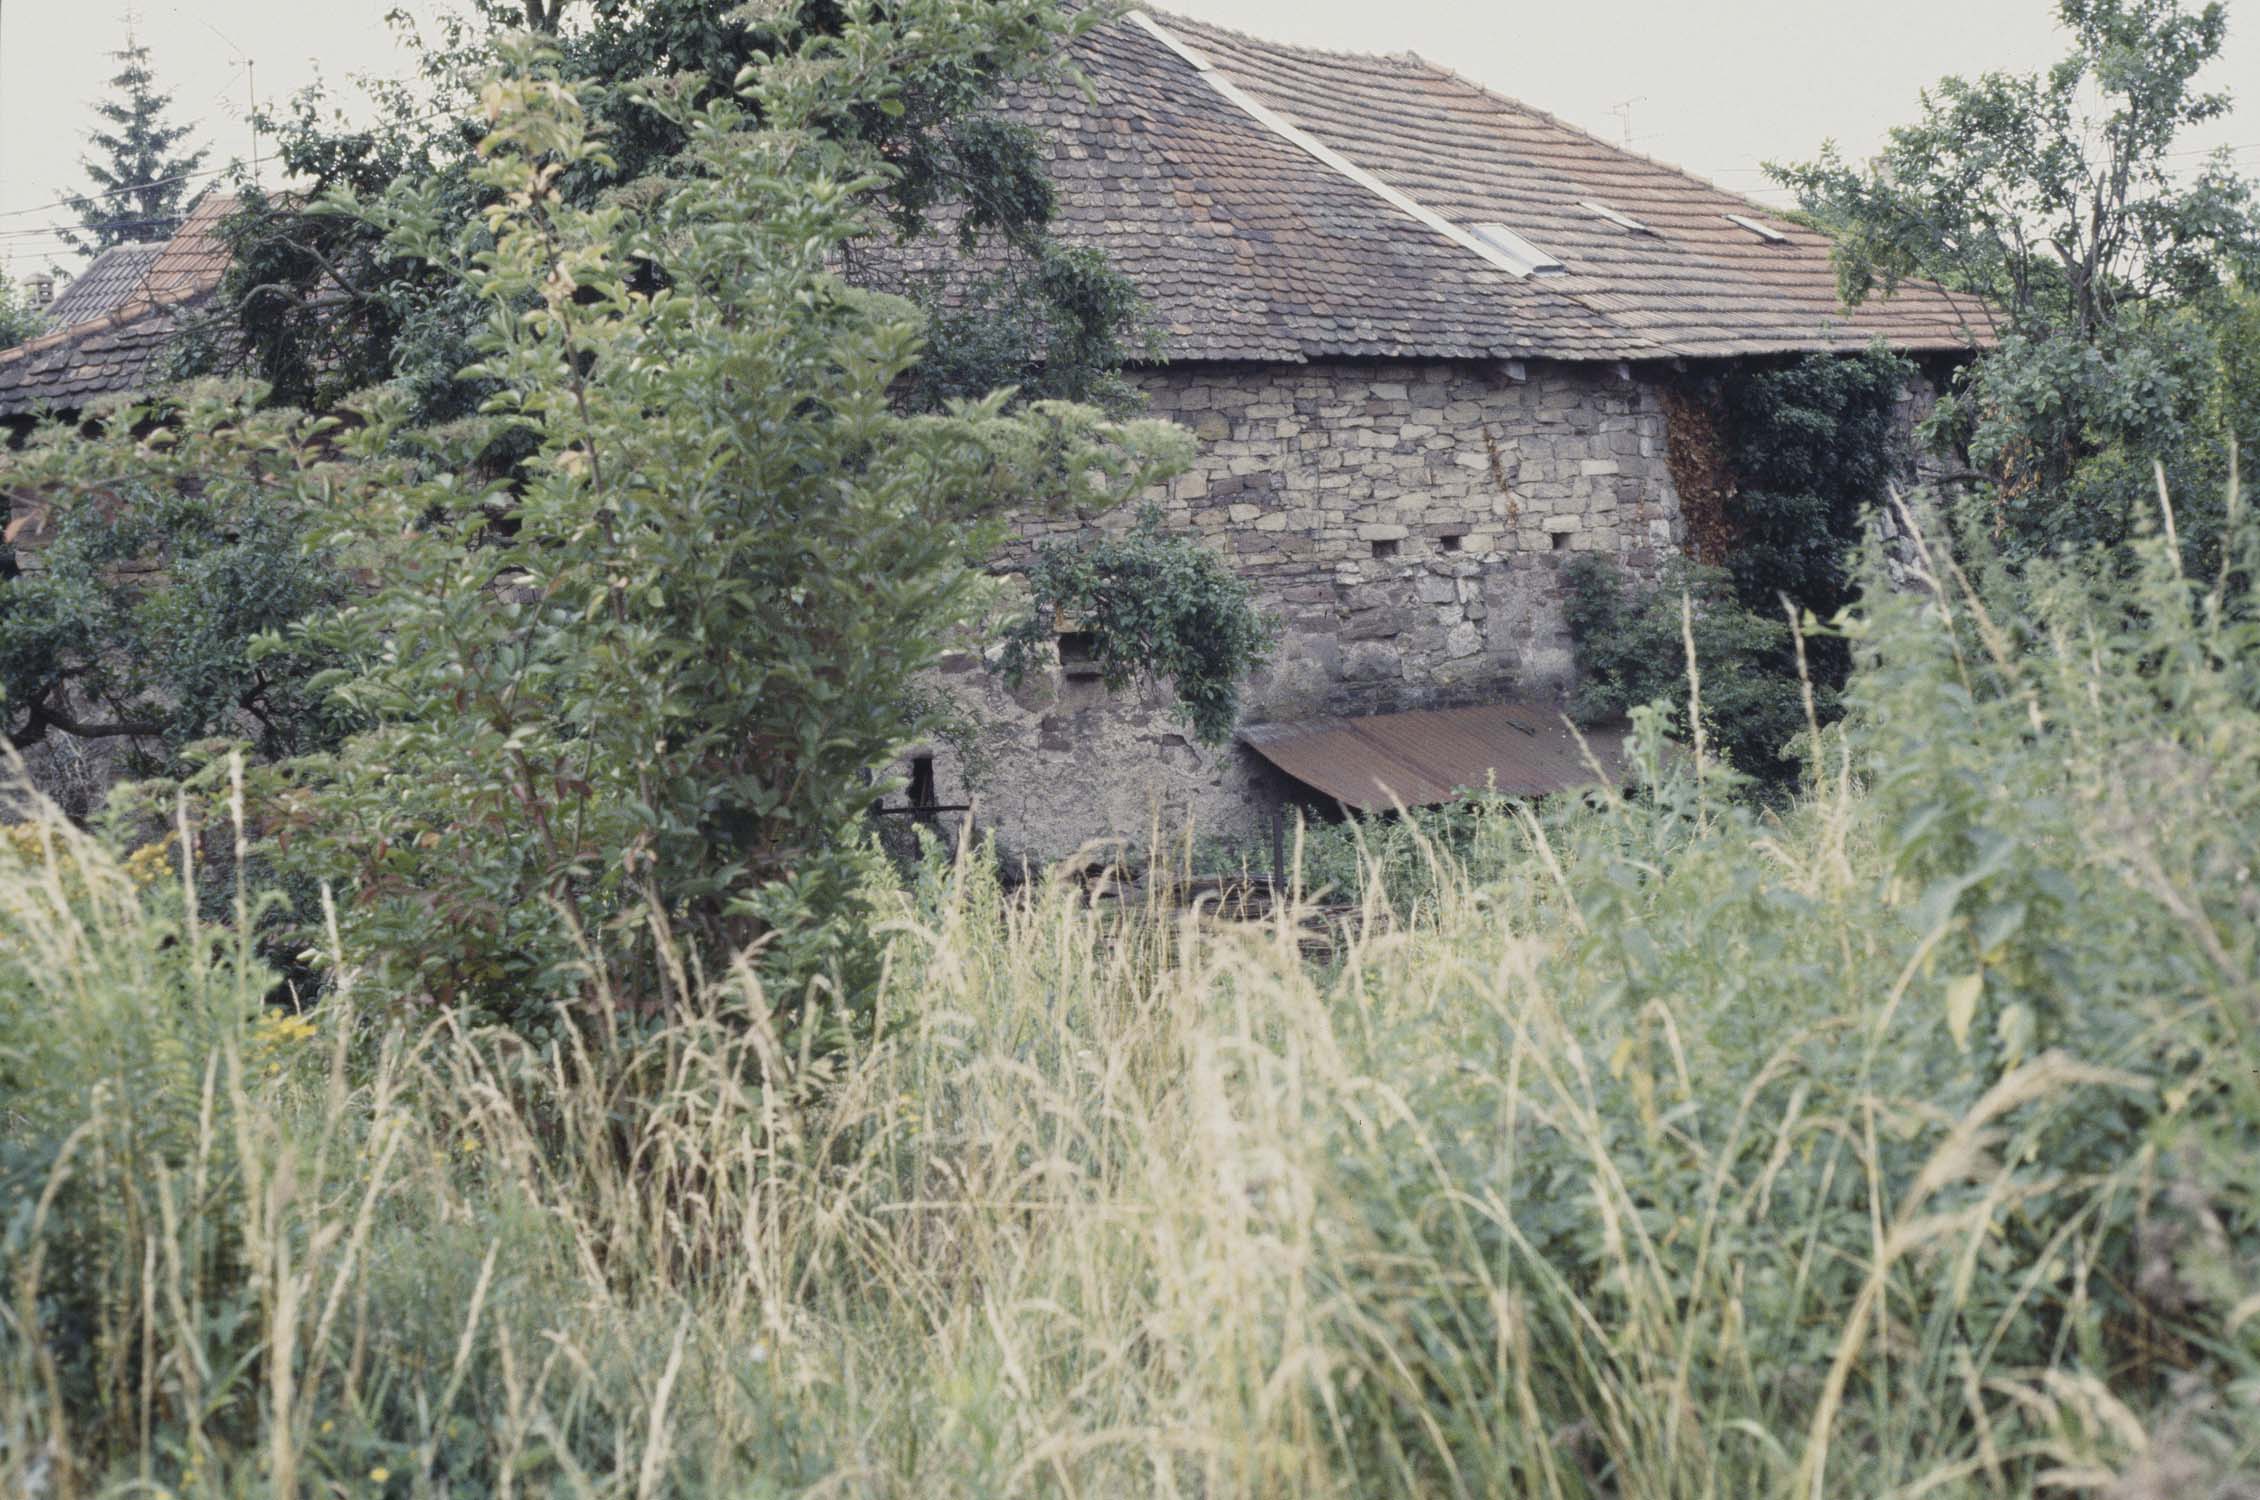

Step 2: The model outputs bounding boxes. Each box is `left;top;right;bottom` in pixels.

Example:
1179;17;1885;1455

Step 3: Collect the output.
0;388;356;775
0;273;44;349
60;39;208;255
1775;0;2260;565
1563;346;1909;786
1561;554;1805;785
1711;346;1912;677
998;504;1275;745
206;0;1149;421
201;16;1180;1029
2;2;1276;1032
5;471;2257;1494
8;2;1265;890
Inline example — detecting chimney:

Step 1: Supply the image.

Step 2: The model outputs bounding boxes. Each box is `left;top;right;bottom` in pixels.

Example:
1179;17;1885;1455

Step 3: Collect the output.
26;275;53;308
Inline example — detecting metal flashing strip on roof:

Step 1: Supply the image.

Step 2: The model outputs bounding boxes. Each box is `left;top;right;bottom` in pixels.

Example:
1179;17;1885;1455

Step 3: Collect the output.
1580;199;1655;235
1239;701;1631;811
1724;211;1789;243
1469;222;1566;276
1126;10;1557;281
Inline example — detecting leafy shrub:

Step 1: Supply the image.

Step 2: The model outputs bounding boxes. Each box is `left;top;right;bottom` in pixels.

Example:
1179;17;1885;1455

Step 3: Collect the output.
11;12;1217;1035
1568;347;1911;790
998;504;1276;745
1713;344;1911;680
1561;553;1810;784
0;385;358;773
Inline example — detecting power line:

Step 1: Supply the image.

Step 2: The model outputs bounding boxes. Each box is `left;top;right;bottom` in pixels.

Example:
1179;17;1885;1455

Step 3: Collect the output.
0;97;471;224
0;160;239;223
0;215;182;240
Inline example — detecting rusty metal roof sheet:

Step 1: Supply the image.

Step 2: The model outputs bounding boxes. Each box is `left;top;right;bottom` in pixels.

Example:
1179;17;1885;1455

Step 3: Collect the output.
1239;701;1629;810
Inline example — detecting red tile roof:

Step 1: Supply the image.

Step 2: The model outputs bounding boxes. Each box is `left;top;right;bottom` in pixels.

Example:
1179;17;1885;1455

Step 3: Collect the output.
1015;9;1987;364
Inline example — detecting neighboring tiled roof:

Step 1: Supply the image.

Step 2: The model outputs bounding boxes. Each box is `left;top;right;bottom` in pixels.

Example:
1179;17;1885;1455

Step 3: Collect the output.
43;243;165;330
138;191;238;300
0;310;193;419
0;193;237;420
1011;9;1986;364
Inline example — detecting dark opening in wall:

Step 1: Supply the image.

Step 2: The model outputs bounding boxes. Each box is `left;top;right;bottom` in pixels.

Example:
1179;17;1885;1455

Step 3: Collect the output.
1551;531;1571;551
1370;538;1400;560
1439;533;1464;553
1056;630;1105;678
907;753;938;809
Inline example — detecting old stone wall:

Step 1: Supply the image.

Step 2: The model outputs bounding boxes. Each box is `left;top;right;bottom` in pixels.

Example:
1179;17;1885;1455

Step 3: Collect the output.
904;356;1686;864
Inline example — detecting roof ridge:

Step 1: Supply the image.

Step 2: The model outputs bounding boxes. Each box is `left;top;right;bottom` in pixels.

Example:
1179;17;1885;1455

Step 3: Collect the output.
1140;5;1437;72
0;283;205;370
1393;50;1815;227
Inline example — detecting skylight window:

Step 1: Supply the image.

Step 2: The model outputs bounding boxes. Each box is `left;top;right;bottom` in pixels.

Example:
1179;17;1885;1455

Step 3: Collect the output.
1580;200;1655;235
1467;223;1566;277
1724;212;1790;244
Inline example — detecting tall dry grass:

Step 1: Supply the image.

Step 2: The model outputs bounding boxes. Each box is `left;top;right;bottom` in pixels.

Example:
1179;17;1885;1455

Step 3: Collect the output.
2;496;2257;1497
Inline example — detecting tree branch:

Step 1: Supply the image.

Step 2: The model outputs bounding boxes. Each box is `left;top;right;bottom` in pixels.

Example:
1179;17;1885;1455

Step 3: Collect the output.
40;706;163;740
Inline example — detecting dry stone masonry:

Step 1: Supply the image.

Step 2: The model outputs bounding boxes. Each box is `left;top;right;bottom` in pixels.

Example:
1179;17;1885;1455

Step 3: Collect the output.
918;357;1685;858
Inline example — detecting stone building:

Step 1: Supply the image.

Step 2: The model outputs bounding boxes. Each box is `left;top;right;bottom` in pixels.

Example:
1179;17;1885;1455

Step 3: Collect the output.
902;8;1983;857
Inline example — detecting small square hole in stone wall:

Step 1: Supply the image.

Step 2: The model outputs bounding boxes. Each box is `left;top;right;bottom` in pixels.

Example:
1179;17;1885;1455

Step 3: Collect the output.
1057;630;1105;677
1371;538;1400;560
1439;533;1464;553
1550;531;1571;551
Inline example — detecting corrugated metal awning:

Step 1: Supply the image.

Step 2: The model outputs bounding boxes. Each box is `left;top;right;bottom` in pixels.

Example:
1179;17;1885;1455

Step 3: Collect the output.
1239;701;1630;811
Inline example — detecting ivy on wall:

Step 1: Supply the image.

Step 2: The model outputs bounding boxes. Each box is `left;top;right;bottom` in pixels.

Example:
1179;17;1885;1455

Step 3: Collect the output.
1569;346;1917;789
998;505;1276;746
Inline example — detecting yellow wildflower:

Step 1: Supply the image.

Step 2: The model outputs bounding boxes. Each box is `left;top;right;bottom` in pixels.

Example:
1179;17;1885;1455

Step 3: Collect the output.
121;833;178;888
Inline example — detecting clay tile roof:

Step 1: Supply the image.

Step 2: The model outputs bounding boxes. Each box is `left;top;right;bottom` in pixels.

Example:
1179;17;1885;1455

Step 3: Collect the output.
1015;9;1987;364
0;192;238;420
43;243;166;330
139;191;240;299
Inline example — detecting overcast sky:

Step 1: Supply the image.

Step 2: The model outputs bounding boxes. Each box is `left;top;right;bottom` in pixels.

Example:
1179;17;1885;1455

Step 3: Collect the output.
2;0;2255;277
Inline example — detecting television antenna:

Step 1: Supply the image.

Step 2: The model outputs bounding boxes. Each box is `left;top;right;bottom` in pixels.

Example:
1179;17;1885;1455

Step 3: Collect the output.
1610;96;1648;149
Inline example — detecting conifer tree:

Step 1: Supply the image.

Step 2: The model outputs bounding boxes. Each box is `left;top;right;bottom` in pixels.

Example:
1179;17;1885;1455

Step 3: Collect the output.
61;37;207;255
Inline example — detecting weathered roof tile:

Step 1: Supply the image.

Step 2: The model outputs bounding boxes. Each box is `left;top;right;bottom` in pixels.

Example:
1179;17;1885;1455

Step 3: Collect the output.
42;242;167;330
0;192;237;419
998;9;1984;364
